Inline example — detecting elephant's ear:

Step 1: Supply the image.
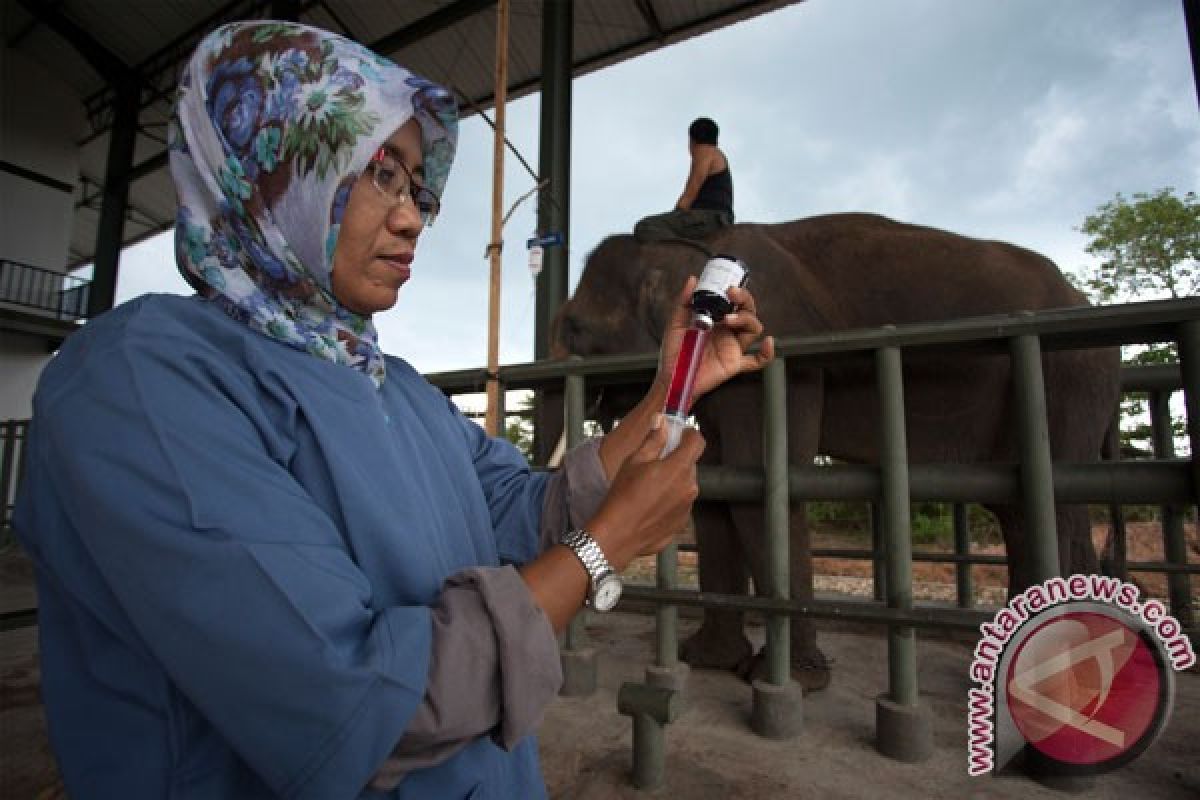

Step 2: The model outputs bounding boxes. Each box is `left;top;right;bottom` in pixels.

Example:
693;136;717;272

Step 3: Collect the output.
637;267;671;345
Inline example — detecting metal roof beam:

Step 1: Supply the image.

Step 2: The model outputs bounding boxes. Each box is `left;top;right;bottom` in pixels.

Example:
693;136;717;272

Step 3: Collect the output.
16;0;134;83
316;0;357;38
634;0;666;43
4;0;66;48
370;0;496;56
129;150;170;183
1185;0;1199;109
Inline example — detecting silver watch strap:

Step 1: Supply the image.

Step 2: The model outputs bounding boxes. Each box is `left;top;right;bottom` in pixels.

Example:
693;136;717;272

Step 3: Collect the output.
561;528;613;586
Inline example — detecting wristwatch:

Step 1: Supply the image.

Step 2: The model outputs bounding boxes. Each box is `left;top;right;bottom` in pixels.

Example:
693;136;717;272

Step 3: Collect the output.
561;528;623;612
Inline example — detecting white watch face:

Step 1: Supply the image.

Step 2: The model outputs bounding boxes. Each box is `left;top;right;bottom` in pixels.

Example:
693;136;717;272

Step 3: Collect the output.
592;574;622;612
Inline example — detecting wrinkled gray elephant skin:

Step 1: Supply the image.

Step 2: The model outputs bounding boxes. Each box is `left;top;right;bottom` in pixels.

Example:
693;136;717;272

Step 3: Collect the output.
540;213;1121;691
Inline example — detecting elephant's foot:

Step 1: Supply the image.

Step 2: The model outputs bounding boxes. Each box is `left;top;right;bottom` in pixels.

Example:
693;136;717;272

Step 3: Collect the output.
736;647;833;693
679;624;753;671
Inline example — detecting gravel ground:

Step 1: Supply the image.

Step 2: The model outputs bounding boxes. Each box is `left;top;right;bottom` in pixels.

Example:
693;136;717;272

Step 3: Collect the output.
540;612;1200;800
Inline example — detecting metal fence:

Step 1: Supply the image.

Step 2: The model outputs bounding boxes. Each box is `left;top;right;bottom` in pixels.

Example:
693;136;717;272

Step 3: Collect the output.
424;296;1200;768
0;259;91;320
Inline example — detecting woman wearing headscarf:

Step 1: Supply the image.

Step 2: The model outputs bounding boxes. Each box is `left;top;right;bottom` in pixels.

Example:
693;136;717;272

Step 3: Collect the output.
14;21;774;799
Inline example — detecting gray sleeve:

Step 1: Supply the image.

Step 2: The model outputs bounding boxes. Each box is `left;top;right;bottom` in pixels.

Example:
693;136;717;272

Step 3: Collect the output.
537;436;610;552
368;438;609;789
367;566;562;790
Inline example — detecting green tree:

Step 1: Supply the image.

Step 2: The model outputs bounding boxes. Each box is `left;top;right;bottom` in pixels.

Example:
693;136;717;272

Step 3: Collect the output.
503;394;535;462
1078;188;1199;301
1076;188;1198;457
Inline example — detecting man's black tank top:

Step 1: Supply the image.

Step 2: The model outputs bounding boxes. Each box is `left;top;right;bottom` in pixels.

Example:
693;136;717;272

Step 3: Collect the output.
692;165;733;214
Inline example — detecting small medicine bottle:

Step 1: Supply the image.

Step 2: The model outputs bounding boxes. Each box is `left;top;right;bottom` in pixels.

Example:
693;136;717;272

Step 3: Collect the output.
690;255;748;329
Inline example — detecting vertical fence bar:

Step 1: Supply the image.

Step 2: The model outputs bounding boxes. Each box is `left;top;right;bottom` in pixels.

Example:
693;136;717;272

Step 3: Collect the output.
647;537;688;695
763;359;790;686
560;361;597;695
654;546;678;668
870;503;886;602
1105;409;1129;582
873;339;932;761
1011;330;1061;583
1175;320;1200;639
1181;321;1200;506
1;421;17;539
1150;391;1193;628
953;503;972;608
564;365;585;655
878;345;916;707
751;358;803;738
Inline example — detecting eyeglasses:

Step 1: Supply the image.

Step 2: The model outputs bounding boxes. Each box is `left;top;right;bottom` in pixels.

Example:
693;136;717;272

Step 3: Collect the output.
365;147;441;226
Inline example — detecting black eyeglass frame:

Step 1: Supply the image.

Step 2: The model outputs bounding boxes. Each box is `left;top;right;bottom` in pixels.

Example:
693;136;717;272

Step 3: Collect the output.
366;147;441;226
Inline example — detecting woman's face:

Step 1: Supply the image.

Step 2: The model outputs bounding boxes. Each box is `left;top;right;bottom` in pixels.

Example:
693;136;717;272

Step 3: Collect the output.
331;118;426;316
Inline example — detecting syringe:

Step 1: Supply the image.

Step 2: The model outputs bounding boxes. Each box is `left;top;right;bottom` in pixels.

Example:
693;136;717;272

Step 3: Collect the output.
660;255;748;457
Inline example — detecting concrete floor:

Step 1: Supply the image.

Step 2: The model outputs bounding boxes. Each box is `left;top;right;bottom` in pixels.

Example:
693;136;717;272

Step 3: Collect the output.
4;611;1198;799
539;611;1200;800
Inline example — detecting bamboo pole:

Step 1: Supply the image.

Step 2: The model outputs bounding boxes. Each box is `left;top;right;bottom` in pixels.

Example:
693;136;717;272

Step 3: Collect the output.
485;0;510;436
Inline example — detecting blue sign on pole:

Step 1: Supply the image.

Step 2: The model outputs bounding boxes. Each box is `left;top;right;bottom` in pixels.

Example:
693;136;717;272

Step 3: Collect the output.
526;232;564;249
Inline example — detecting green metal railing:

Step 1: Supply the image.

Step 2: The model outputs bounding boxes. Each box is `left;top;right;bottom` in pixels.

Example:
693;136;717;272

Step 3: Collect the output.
425;296;1200;769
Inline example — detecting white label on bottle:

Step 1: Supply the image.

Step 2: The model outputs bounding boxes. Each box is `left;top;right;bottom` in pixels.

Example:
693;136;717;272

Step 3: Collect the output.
696;257;746;298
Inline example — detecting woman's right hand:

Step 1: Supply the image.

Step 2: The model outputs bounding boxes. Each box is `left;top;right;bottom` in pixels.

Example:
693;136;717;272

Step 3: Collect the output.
586;418;706;572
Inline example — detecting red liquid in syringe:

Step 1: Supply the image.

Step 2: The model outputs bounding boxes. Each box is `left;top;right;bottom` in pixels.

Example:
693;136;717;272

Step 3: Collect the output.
661;325;708;455
665;326;707;415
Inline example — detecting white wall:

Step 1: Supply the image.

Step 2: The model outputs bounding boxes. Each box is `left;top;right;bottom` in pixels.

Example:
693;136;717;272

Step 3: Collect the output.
0;46;84;271
0;333;50;420
0;47;84;421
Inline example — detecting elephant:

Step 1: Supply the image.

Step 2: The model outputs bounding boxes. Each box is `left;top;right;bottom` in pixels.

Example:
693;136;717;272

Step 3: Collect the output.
539;213;1122;690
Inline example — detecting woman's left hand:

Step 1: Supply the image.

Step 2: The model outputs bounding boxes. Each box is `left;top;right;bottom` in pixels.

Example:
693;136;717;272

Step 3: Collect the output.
655;276;775;401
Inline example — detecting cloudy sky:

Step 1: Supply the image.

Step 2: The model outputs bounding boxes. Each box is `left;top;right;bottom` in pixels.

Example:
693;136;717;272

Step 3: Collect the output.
114;0;1199;375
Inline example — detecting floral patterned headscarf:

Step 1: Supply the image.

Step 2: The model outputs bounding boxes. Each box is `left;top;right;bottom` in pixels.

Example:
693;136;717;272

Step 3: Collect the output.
170;21;458;386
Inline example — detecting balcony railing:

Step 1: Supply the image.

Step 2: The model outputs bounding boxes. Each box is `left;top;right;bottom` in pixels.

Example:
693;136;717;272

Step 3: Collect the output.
0;259;91;321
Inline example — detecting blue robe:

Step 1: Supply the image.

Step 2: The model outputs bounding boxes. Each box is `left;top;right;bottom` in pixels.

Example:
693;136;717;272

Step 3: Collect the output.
14;294;550;799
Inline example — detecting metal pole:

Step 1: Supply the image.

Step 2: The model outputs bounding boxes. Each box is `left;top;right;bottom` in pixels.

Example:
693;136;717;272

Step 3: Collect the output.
876;344;917;707
1106;409;1129;582
1180;320;1200;505
762;358;790;686
655;544;678;668
1151;391;1193;627
1184;0;1199;111
870;502;886;602
88;79;138;318
1011;330;1061;582
564;363;585;650
534;0;572;360
953;503;972;608
559;361;598;695
484;0;510;436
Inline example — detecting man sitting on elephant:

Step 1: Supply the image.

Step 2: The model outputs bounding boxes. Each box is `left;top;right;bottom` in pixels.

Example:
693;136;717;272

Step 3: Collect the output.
634;117;735;243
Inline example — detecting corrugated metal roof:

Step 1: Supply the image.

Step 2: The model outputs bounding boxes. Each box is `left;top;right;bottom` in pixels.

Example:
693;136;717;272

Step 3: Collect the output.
3;0;801;267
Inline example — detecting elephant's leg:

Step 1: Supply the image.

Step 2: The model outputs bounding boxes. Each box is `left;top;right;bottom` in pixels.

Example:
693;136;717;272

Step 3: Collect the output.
678;499;754;670
987;503;1099;598
1059;504;1099;578
987;504;1032;597
709;373;831;690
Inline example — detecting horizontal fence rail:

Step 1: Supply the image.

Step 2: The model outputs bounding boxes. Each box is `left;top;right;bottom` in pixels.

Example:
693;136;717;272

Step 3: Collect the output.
423;297;1200;394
